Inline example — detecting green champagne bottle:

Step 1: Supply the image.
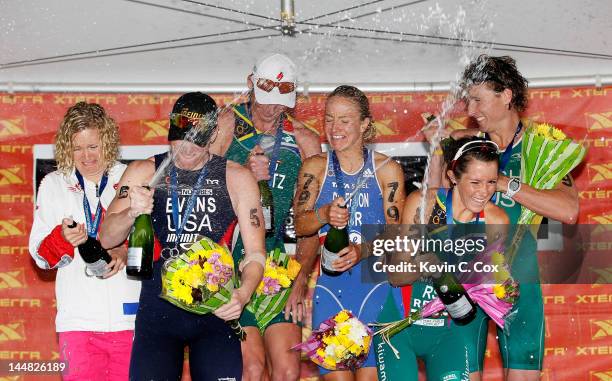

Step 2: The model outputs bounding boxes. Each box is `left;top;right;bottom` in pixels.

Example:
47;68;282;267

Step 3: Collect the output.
127;213;154;280
258;180;275;238
321;224;349;277
432;271;477;325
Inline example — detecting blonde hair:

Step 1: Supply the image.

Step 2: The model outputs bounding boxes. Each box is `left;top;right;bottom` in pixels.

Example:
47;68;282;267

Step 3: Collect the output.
54;102;120;174
327;85;376;143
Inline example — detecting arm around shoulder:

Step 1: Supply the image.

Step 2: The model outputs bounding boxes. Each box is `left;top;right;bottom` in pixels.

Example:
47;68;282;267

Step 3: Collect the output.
293;119;322;159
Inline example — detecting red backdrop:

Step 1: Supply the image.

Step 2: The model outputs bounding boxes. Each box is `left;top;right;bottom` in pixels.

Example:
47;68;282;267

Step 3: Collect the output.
0;87;611;380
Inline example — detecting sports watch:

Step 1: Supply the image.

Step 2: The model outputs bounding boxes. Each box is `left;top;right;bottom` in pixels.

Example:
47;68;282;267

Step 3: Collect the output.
505;177;522;198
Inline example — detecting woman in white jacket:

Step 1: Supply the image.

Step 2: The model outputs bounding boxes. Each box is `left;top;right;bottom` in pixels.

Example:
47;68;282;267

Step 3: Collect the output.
29;102;141;381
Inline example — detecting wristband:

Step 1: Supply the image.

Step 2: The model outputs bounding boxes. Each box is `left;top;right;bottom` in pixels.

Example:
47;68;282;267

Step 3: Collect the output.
239;252;266;272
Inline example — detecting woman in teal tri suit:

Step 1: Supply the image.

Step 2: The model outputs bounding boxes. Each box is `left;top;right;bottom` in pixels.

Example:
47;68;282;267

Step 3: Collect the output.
377;137;509;381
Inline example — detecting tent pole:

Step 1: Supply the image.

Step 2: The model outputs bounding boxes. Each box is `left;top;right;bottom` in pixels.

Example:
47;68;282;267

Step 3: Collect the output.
1;74;611;93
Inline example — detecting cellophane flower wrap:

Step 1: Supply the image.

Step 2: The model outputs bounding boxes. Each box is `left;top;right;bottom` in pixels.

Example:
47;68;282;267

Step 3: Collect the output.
518;122;586;224
293;310;372;371
160;237;236;314
372;240;519;358
246;247;301;332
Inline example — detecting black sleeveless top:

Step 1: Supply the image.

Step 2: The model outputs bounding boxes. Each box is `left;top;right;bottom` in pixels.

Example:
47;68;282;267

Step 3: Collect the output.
151;153;237;252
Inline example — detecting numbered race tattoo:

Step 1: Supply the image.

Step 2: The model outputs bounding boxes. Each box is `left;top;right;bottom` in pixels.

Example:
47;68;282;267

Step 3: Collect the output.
386;206;399;222
118;185;129;199
387;182;399;202
249;208;261;227
298;173;316;206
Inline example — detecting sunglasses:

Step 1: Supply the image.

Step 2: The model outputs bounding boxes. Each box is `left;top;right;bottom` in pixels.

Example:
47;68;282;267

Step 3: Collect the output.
168;113;215;129
256;78;295;94
451;140;500;162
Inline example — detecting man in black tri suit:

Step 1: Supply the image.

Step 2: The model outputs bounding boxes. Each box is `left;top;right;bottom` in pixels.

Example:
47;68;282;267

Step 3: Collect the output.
100;92;266;381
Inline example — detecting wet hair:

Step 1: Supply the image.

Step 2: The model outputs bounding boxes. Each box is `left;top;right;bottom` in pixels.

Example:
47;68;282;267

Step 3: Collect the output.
54;102;120;175
327;85;376;142
461;54;529;112
443;136;499;179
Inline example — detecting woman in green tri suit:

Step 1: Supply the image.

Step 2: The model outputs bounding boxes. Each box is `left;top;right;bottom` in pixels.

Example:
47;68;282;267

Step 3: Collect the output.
377;137;509;381
458;55;579;381
211;53;321;381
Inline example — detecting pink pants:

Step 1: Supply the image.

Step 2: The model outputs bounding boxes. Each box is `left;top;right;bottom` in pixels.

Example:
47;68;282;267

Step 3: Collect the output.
59;330;134;381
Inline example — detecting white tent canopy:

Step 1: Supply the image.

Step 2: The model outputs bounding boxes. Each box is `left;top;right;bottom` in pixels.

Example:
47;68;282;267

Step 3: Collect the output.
1;0;611;92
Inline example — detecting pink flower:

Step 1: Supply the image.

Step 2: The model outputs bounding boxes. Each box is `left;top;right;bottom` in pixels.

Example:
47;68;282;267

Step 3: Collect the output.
209;253;221;263
208;274;219;285
263;277;281;295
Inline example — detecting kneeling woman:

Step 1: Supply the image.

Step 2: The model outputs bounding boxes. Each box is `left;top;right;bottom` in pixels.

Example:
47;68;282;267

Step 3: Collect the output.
294;85;405;381
379;137;509;381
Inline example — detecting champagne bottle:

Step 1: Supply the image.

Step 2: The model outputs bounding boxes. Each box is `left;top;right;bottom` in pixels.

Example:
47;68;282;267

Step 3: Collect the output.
259;180;275;238
68;221;111;278
432;271;477;325
127;213;154;280
321;224;349;277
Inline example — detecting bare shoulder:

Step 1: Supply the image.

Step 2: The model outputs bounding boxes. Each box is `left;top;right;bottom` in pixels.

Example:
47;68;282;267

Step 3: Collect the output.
226;159;251;177
403;188;436;223
301;152;327;176
292;119;322;158
121;158;156;185
406;187;435;207
227;159;259;183
485;202;510;224
373;151;403;180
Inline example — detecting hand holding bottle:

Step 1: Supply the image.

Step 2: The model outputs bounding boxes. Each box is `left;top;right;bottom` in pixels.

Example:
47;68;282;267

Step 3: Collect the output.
102;246;128;279
247;144;271;181
128;185;154;218
321;197;350;276
331;244;360;272
61;218;88;246
326;197;349;228
420;112;449;144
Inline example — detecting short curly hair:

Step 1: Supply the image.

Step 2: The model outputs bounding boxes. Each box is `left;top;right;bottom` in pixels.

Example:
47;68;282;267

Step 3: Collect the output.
327;85;376;143
461;54;529;112
54;102;120;174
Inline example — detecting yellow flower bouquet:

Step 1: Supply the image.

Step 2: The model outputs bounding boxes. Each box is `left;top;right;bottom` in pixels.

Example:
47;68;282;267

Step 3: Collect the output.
519;122;586;224
246;247;301;332
293;310;372;370
160;237;236;314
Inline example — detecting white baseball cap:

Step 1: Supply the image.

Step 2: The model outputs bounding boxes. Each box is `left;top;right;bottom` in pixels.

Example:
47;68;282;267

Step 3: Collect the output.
252;53;297;108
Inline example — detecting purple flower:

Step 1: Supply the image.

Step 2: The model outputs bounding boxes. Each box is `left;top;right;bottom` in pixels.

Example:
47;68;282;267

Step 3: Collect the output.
209;253;220;263
208;274;219;285
263;277;281;295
